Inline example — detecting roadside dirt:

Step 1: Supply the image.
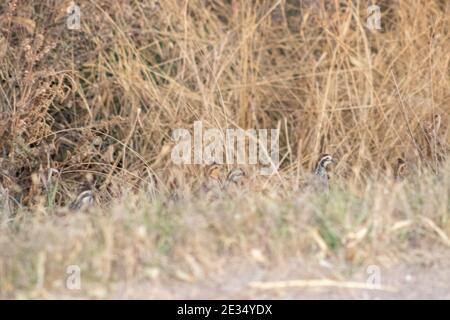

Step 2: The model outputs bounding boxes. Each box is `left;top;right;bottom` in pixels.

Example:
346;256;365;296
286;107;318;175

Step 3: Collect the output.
108;248;450;299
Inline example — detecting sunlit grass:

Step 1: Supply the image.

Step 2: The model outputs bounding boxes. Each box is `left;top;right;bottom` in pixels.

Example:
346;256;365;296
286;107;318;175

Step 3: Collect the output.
1;164;450;298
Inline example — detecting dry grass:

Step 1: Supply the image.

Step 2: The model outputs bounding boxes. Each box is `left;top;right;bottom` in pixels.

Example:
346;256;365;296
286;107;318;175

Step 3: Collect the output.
0;0;449;298
1;166;450;298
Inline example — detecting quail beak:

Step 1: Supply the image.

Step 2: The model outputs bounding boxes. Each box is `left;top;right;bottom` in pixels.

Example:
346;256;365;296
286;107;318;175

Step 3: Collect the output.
328;158;337;168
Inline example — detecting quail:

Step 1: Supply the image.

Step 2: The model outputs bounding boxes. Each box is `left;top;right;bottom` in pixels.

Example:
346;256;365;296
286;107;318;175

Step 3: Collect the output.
200;163;222;191
224;168;246;188
69;189;95;212
312;154;336;192
394;158;409;181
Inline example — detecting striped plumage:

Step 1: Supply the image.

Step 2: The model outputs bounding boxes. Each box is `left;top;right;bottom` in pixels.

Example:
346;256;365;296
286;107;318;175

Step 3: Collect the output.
206;163;222;181
313;154;336;191
394;158;408;181
69;189;95;212
224;168;245;188
201;163;223;194
201;164;246;196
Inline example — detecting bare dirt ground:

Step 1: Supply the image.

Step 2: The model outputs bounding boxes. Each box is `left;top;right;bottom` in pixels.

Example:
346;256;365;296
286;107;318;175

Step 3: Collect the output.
105;248;450;300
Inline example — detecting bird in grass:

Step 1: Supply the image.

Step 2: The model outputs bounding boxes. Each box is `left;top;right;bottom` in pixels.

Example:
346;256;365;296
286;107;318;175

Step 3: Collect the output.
224;168;246;188
207;162;222;182
312;154;336;192
200;162;224;194
202;165;246;196
394;158;409;181
69;189;95;212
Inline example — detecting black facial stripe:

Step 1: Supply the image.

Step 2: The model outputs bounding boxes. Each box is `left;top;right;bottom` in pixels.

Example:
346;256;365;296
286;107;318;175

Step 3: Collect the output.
319;158;329;167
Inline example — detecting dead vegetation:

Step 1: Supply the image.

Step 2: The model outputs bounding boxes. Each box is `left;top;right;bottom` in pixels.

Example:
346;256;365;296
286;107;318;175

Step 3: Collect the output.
0;0;449;298
1;167;450;298
0;0;449;207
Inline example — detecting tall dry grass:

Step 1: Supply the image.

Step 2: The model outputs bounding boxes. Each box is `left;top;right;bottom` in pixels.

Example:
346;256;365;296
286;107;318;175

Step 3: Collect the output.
0;0;450;299
0;0;449;208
